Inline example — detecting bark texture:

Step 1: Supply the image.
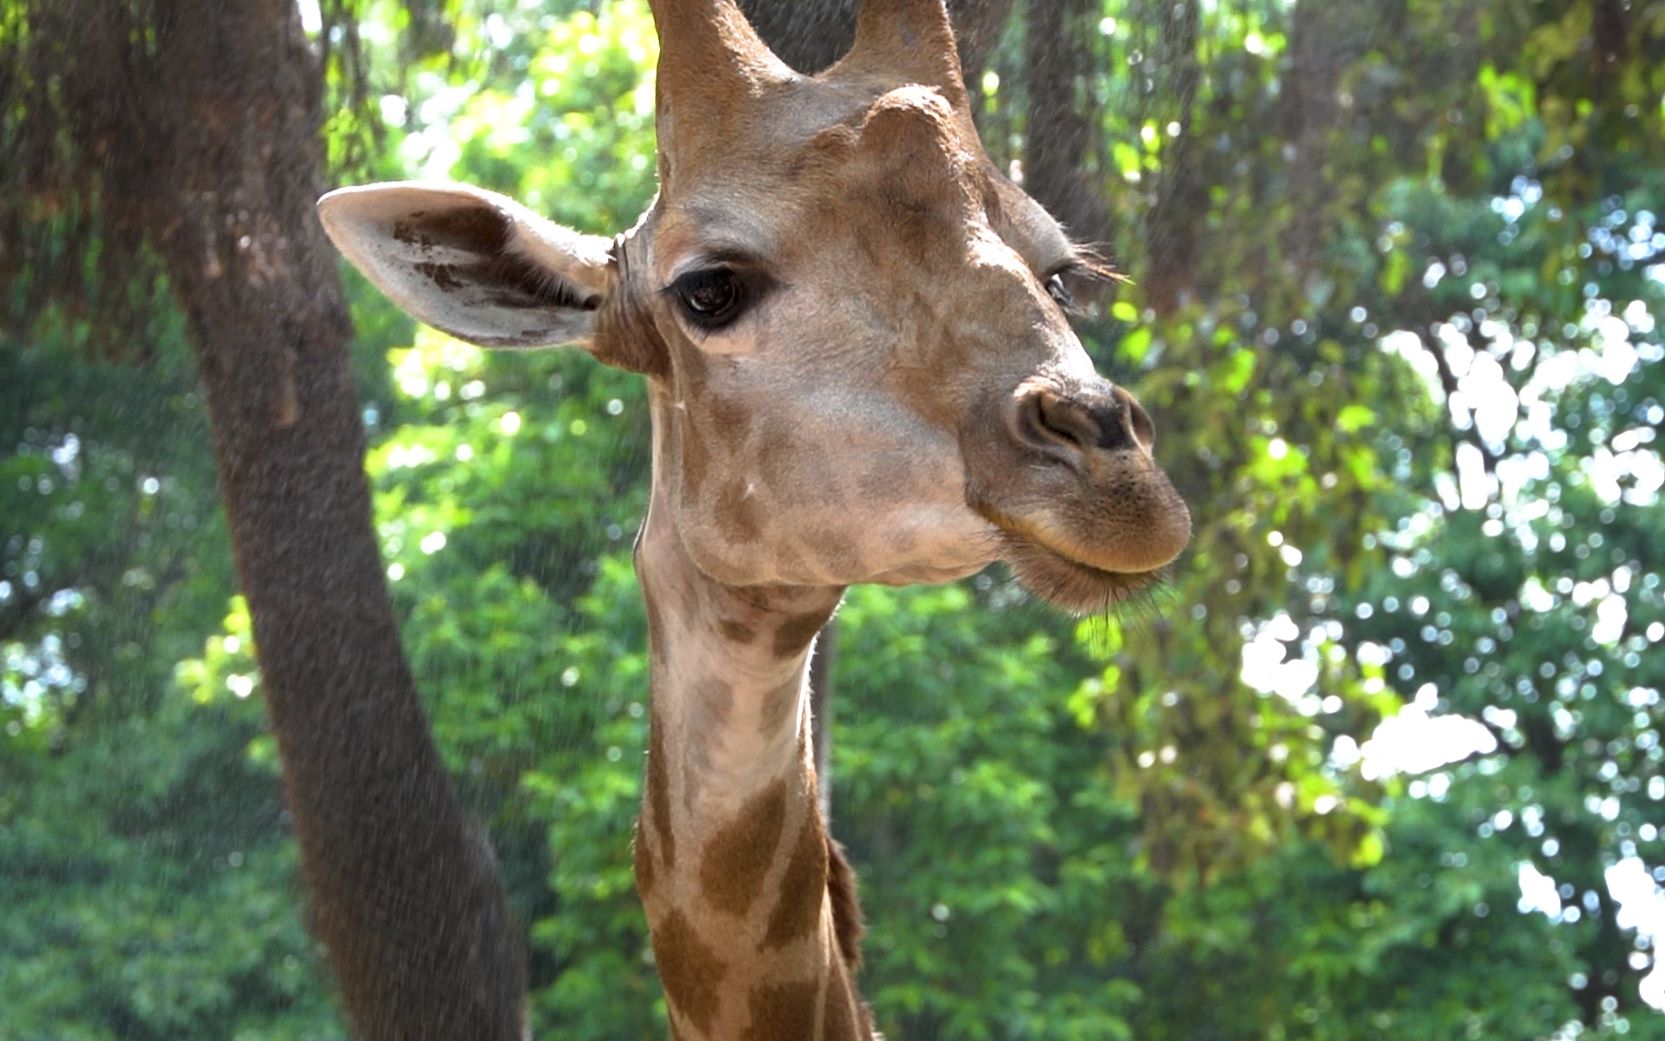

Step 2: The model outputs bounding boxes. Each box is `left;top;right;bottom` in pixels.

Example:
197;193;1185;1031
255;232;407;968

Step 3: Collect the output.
39;1;528;1036
740;0;1012;79
1022;0;1109;242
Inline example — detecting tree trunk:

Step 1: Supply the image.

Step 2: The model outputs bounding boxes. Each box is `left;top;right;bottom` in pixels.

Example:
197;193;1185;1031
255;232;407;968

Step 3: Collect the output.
740;0;1012;80
132;2;525;1037
1137;0;1202;314
1022;0;1109;242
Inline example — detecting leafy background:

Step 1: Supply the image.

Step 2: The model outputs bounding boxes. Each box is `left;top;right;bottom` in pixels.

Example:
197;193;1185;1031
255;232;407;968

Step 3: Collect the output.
2;0;1662;1038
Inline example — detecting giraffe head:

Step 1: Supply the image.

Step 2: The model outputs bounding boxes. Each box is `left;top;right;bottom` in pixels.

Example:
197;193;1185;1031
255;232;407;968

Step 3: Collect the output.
319;0;1189;613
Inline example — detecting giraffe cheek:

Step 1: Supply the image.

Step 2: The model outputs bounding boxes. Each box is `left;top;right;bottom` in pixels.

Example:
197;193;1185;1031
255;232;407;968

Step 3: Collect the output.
676;518;767;586
713;480;765;544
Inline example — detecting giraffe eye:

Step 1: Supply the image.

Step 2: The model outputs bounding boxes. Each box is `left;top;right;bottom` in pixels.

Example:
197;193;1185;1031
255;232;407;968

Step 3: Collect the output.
671;268;749;330
1045;272;1075;310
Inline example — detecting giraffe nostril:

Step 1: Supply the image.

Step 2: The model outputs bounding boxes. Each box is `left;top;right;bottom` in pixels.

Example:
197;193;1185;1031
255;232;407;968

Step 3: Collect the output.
1114;385;1156;451
1034;394;1099;450
1010;385;1147;462
1010;390;1088;463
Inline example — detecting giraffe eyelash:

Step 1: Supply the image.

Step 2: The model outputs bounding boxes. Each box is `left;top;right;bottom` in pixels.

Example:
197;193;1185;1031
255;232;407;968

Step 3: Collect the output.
1064;245;1127;286
1046;246;1128;319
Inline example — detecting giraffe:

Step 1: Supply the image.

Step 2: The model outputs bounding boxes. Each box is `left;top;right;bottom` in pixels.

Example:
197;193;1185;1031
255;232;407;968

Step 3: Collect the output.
317;0;1191;1036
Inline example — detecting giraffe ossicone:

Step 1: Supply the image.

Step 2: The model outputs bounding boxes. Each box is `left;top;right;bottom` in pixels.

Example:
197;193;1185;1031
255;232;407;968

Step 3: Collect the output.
319;1;1190;1037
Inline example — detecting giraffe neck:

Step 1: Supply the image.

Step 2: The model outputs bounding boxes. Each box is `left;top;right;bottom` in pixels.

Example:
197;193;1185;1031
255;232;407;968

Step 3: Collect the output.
632;484;873;1041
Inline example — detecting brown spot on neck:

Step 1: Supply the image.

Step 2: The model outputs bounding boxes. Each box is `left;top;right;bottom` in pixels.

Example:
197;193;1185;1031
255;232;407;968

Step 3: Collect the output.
773;611;828;659
691;677;736;723
700;780;788;916
823;951;868;1041
653;908;726;1034
717;617;758;644
633;818;657;896
647;713;677;869
763;812;829;951
756;678;803;738
826;838;867;970
641;572;670;667
742;979;820;1041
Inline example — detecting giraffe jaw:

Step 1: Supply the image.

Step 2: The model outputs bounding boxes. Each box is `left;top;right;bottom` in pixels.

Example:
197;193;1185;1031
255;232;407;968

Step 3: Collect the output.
869;558;992;587
961;472;1185;616
1000;534;1169;615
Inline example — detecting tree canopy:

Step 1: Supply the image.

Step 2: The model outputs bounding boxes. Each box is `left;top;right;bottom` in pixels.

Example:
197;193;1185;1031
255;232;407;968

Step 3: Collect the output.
2;0;1662;1038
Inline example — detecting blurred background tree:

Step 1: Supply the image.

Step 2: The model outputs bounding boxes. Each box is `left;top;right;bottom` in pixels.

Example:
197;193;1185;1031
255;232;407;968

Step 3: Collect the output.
1;0;1661;1039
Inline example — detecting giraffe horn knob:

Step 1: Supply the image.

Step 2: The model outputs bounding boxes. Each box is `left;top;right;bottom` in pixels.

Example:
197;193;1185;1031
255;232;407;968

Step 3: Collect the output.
648;0;792;91
841;0;968;108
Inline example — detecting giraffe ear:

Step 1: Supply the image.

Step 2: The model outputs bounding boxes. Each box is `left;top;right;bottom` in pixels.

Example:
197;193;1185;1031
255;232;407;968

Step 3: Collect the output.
318;182;615;351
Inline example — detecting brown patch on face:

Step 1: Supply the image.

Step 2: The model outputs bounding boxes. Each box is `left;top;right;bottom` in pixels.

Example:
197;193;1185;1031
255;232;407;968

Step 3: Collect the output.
647;713;677;870
680;418;711;499
773;612;826;659
814;532;861;576
699;780;787;916
756;417;794;477
708;393;749;441
850;218;886;273
715;480;763;542
678;339;712;395
775;544;808;576
717;618;758;644
632;818;656;896
763;814;829;950
742;980;820;1041
653;908;726;1035
859;464;896;500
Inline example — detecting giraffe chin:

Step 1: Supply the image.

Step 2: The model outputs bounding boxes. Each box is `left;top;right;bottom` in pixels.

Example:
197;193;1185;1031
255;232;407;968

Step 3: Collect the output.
871;564;990;586
1002;534;1167;616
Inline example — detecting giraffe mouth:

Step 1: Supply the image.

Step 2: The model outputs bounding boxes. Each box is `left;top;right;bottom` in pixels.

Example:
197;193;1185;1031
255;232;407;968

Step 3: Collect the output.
999;533;1167;615
968;503;1167;614
964;491;1180;615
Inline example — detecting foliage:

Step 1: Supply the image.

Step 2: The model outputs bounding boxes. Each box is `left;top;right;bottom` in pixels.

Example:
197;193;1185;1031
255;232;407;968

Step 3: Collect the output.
2;0;1662;1039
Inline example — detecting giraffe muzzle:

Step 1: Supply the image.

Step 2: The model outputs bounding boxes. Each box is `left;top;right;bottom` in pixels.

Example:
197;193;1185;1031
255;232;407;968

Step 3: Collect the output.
959;376;1190;613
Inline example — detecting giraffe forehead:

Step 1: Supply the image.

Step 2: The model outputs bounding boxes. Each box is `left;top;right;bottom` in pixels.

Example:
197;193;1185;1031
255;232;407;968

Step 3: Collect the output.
661;74;968;164
650;84;986;274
